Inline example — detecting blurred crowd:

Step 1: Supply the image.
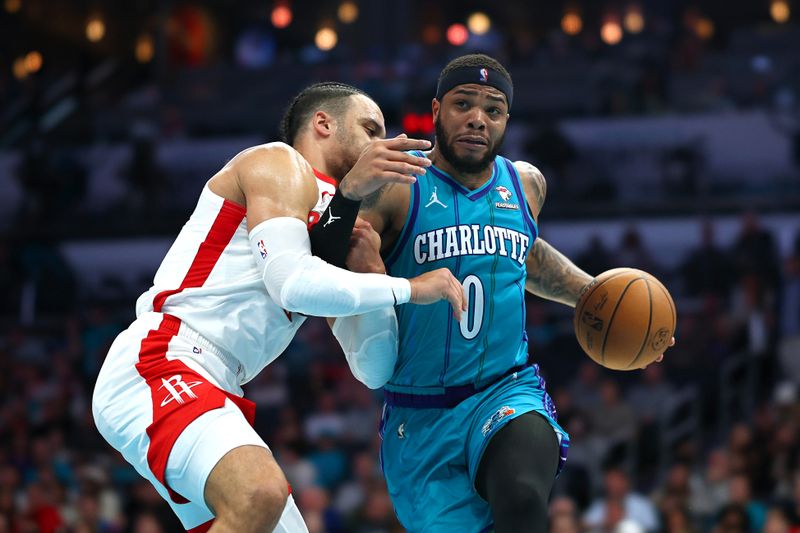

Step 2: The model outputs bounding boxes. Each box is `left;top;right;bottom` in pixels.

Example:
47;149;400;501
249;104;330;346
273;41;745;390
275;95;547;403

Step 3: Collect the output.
0;207;798;533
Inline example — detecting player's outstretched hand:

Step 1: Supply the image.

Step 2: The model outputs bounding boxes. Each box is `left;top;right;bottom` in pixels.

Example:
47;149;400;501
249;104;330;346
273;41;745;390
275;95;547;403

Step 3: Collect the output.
339;134;432;200
408;268;467;321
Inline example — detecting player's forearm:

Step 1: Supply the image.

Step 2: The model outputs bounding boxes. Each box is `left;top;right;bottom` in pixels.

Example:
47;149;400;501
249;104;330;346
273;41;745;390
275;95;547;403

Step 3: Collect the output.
525;238;593;307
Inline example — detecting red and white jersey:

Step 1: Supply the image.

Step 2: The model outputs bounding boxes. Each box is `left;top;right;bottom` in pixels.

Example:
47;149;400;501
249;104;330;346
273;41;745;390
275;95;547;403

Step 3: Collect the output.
135;170;338;385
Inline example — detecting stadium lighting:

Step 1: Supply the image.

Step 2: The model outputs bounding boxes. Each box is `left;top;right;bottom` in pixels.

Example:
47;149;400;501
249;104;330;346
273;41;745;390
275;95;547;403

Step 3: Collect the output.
24;51;42;73
12;56;27;79
624;5;645;33
338;1;358;24
561;10;583;36
315;27;338;51
136;34;154;63
601;17;623;45
467;12;491;35
271;2;292;29
694;16;714;39
4;0;20;14
446;23;469;46
86;16;106;42
422;24;441;45
771;0;791;23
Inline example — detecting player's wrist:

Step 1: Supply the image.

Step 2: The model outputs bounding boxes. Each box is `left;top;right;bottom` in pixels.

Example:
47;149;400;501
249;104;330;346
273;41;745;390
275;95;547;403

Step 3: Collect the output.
338;178;362;201
390;278;411;305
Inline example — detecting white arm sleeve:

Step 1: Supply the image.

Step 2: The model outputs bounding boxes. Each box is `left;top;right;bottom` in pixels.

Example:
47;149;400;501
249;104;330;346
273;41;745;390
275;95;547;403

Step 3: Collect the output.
249;217;411;317
332;307;398;389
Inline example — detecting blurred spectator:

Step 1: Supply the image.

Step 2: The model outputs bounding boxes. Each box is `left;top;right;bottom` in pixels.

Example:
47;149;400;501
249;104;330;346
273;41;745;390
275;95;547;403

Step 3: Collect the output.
681;221;735;299
729;473;768;532
583;466;659;533
689;448;731;522
297;485;344;533
761;506;792;533
616;228;660;278
549;496;581;533
712;503;750;533
730;273;776;357
589;380;637;462
305;392;346;443
731;212;781;290
569;362;601;413
576;235;614;278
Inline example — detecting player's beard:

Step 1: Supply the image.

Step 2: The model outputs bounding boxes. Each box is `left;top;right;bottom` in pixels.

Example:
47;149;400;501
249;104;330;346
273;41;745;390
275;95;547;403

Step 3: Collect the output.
328;129;363;181
434;118;505;175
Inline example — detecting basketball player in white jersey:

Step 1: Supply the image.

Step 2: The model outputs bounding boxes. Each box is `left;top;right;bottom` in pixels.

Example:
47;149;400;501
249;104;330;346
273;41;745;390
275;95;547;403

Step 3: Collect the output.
92;82;466;533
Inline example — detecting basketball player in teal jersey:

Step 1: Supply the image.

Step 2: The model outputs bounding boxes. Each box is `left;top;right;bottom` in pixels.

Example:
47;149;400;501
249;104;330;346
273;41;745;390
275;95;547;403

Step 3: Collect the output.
315;54;671;532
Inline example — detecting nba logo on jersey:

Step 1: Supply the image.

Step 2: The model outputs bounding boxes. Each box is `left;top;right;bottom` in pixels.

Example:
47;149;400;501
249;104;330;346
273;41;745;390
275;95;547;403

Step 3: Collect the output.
479;68;489;82
257;240;268;259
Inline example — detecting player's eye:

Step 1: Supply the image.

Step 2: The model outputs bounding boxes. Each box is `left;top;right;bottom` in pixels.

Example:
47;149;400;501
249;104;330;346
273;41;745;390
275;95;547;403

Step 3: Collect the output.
455;100;469;109
487;107;501;115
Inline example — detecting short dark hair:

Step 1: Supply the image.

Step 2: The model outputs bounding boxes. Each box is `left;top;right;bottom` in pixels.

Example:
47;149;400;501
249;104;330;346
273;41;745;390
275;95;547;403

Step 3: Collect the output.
438;54;513;91
280;82;369;145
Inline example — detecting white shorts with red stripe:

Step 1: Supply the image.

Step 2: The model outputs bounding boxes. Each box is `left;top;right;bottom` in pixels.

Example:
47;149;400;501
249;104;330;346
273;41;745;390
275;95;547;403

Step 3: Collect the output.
92;311;308;532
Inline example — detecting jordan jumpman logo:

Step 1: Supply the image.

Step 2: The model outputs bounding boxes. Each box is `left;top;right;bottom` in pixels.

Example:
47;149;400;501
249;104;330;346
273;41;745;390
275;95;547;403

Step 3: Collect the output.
425;186;448;208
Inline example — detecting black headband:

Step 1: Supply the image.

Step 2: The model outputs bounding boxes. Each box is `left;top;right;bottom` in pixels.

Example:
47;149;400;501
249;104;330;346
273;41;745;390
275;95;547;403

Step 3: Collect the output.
435;66;513;108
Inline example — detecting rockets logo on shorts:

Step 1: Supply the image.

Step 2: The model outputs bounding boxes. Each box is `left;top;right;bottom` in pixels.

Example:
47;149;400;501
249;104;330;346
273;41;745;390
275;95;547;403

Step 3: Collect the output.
159;374;203;407
257;240;268;259
482;405;516;436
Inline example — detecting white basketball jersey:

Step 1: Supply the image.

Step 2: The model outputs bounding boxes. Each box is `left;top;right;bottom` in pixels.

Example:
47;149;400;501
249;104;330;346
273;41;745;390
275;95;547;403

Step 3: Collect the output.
136;170;338;384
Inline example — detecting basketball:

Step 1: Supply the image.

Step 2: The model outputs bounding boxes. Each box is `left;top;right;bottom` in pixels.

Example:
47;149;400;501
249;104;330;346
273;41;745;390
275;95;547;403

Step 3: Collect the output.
574;268;676;371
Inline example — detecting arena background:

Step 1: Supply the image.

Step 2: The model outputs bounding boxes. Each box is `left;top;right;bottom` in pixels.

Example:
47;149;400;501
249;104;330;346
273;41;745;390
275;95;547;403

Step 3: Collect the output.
1;1;800;532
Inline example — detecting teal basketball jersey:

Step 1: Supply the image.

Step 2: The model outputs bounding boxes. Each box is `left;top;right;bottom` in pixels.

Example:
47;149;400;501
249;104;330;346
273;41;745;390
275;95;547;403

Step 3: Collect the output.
384;153;538;390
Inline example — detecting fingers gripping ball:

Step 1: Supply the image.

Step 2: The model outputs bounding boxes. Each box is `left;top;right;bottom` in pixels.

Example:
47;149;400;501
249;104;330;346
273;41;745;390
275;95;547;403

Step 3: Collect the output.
574;268;676;371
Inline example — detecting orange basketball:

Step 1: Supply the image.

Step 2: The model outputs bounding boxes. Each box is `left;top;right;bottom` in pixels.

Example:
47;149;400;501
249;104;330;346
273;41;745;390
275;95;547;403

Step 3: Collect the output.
574;268;676;371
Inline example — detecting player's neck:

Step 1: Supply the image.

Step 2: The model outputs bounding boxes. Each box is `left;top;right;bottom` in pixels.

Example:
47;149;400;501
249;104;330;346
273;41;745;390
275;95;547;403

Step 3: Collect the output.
294;141;340;183
429;146;494;191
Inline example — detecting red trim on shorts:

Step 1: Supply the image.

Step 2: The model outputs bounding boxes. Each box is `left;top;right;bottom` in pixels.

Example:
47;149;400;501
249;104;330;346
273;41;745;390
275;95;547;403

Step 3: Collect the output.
312;168;338;188
135;314;257;504
188;519;214;533
153;199;246;312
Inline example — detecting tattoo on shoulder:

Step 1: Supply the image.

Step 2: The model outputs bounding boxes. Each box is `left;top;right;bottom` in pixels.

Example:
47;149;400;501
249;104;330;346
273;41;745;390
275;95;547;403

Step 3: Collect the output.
514;161;547;212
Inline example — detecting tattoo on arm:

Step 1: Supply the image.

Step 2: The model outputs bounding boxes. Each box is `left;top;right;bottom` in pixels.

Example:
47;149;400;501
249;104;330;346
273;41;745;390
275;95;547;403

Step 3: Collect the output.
360;184;389;209
525;238;593;307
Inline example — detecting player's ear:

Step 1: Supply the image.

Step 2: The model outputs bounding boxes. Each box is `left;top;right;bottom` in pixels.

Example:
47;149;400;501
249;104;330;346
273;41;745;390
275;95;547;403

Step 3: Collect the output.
312;111;335;139
431;98;440;121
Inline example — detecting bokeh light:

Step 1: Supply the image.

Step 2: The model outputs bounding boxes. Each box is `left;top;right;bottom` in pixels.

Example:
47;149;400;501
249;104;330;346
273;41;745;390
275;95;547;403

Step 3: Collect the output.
12;56;27;79
338;1;358;24
271;3;292;29
315;27;338;51
422;24;441;45
24;51;42;73
136;34;154;63
771;0;791;23
467;12;491;35
4;0;20;14
601;18;623;45
446;23;469;46
624;5;645;34
561;10;583;36
86;16;106;42
694;16;714;39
